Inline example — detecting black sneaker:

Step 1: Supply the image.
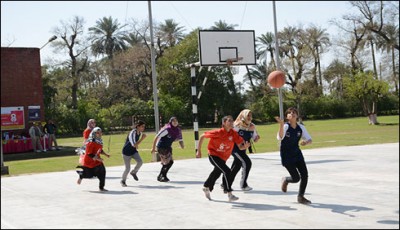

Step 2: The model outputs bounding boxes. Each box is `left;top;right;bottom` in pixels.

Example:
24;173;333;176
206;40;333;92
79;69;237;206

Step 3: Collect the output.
297;195;311;205
120;180;127;187
99;188;108;192
159;176;170;182
130;172;139;181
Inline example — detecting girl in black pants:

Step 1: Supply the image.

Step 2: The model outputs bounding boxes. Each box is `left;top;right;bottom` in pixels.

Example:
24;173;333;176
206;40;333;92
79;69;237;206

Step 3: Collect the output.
275;107;312;204
222;109;260;191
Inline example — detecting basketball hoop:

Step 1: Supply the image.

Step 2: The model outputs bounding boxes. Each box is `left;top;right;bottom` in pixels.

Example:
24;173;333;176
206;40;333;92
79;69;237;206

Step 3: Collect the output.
226;57;243;66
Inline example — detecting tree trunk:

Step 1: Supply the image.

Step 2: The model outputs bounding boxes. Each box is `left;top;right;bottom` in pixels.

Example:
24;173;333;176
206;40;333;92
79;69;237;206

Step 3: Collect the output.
368;113;378;125
392;47;399;93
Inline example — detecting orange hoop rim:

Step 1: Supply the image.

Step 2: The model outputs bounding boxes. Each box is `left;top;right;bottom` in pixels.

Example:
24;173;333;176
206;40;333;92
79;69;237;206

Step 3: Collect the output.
226;57;243;66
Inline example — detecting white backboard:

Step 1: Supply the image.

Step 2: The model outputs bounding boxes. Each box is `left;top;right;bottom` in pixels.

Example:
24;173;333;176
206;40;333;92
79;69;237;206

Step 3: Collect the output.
198;30;256;66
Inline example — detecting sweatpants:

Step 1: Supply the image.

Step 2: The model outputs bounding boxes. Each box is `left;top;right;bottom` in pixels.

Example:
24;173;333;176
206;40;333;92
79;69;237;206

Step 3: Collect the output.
204;155;234;193
122;153;143;181
283;159;309;196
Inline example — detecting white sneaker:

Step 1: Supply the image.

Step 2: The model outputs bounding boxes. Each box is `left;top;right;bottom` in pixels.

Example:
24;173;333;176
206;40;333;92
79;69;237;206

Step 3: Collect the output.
241;186;253;191
228;193;239;202
203;187;211;200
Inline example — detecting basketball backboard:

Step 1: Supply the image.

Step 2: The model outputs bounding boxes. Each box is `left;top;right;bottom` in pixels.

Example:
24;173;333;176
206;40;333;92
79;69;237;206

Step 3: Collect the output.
198;30;256;66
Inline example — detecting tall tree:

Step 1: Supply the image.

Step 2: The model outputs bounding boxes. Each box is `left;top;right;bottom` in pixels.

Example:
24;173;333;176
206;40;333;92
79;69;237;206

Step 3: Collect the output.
88;16;128;59
256;32;276;69
51;15;89;109
210;20;238;30
304;25;331;95
157;19;185;47
375;23;399;93
350;1;399;50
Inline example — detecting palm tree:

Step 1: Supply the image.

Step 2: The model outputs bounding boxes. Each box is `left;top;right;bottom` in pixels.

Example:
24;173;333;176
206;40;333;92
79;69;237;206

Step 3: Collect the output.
88;16;127;59
157;19;185;47
279;26;301;81
124;31;144;47
375;24;399;93
210;20;238;30
256;32;276;69
305;25;330;94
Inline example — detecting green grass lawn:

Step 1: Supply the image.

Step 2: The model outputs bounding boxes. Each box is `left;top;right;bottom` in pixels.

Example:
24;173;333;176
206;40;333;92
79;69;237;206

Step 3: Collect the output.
2;115;399;176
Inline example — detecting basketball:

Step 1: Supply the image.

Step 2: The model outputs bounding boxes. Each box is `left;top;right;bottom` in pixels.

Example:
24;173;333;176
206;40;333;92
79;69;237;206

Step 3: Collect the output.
267;70;286;88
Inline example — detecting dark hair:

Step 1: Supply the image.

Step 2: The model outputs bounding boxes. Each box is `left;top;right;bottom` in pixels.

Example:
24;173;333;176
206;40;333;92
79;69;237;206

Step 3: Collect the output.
221;115;233;126
284;107;298;121
135;120;146;128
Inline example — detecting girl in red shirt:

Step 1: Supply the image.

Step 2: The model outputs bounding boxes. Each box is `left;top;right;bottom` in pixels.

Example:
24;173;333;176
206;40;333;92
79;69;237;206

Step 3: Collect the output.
76;127;110;191
196;115;250;202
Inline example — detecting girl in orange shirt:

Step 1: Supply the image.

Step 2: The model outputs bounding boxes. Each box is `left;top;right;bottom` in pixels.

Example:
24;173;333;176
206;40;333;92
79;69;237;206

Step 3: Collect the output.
196;115;250;202
76;127;110;191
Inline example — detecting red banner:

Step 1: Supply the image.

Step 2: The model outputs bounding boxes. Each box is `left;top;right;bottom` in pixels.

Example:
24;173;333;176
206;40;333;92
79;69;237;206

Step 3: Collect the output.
1;106;25;130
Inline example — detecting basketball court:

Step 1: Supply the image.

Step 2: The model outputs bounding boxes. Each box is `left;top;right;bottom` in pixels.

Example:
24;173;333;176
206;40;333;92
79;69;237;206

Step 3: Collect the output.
1;143;399;229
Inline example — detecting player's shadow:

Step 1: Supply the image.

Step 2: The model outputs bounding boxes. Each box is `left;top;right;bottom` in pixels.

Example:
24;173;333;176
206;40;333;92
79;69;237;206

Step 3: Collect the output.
243;190;300;196
310;202;373;217
168;180;204;185
212;200;296;211
377;220;399;225
306;159;353;165
137;184;184;190
88;190;138;195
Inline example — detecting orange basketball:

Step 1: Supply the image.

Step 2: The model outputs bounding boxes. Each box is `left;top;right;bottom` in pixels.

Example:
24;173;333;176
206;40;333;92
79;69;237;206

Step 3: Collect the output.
267;70;286;88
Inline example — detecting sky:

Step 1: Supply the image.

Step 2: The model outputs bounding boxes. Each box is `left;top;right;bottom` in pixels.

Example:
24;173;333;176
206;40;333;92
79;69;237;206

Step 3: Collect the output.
1;1;354;82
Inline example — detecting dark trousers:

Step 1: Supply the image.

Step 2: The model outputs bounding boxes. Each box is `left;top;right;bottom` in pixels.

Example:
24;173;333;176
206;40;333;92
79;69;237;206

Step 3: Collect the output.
230;149;252;189
79;164;106;190
204;155;234;193
284;159;308;196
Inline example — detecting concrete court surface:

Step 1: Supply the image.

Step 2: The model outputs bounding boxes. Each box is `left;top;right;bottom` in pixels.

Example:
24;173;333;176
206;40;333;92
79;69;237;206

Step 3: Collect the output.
1;143;399;229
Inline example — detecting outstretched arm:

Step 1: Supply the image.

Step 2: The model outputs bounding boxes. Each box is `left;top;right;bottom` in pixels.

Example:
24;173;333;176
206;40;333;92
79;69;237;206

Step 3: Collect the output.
196;134;206;158
274;116;285;140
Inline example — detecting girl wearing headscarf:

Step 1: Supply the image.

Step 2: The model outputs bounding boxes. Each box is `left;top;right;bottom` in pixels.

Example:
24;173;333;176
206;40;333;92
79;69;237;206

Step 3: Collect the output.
76;127;110;191
151;117;184;182
76;119;97;163
83;119;96;144
222;109;260;191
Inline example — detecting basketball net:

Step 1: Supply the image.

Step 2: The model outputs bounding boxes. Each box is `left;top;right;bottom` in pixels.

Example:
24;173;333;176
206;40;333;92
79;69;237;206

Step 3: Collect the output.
226;57;243;66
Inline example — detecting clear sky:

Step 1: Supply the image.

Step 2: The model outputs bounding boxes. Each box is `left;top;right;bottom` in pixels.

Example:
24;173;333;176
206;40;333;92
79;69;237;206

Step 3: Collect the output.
1;1;354;82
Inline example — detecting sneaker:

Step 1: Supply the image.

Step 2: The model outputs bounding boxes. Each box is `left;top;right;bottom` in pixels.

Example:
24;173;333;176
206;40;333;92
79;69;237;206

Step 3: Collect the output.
297;195;311;205
120;180;127;187
159;176;169;182
281;177;288;193
241;186;253;191
228;193;239;202
130;172;139;181
203;187;211;200
99;188;108;192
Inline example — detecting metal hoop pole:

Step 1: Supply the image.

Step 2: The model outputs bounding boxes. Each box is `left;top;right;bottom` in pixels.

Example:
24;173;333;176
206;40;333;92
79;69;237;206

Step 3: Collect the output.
273;1;284;119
